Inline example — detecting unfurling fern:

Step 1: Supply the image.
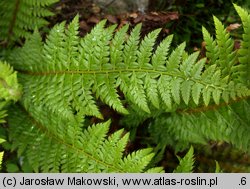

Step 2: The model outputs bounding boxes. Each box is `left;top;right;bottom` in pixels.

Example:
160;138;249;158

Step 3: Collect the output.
0;0;59;44
5;5;250;172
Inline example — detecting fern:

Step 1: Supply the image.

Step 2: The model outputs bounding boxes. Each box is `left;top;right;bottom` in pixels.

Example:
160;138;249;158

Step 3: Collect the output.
234;4;250;87
8;16;249;120
174;146;194;173
0;60;22;122
203;4;250;87
0;0;59;44
0;60;22;170
8;104;161;173
131;5;250;154
149;99;250;152
3;5;250;172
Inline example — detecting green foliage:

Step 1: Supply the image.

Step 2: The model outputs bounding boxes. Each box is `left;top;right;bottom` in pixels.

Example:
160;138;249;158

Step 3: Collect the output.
1;4;250;172
215;161;222;173
174;146;194;173
0;0;59;44
0;102;7;124
0;138;5;170
9;17;248;119
0;60;22;123
202;4;250;87
149;99;250;152
8;105;161;172
0;61;22;171
0;61;22;102
234;4;250;87
148;5;250;154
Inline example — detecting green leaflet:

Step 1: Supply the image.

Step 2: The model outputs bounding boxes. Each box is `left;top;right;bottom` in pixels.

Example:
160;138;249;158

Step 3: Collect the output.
0;61;22;101
215;161;223;173
174;146;194;173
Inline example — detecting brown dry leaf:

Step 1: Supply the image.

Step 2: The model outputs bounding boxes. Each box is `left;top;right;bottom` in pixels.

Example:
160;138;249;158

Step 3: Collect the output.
163;28;170;34
79;20;90;31
226;23;241;32
134;14;145;23
145;11;179;22
234;40;241;50
129;12;138;18
87;16;100;24
105;14;118;24
91;3;101;14
118;20;129;29
168;12;179;20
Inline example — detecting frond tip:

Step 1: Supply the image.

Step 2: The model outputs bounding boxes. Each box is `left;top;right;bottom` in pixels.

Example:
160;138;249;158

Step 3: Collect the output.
174;146;194;173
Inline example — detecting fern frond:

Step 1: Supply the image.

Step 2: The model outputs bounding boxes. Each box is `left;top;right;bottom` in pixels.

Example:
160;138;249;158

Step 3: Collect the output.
0;0;59;43
149;99;250;153
203;5;250;87
8;17;249;123
8;104;161;172
174;146;194;173
6;7;250;173
202;16;237;76
234;4;250;87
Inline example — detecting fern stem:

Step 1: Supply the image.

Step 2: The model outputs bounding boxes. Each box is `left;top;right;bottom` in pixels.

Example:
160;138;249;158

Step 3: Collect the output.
177;96;249;115
17;68;230;92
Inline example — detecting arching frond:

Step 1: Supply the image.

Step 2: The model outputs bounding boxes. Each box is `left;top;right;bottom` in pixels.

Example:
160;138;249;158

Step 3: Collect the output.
8;16;249;122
